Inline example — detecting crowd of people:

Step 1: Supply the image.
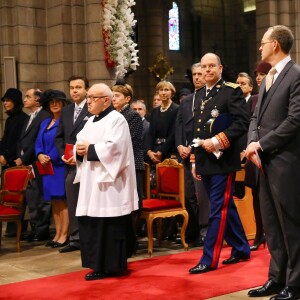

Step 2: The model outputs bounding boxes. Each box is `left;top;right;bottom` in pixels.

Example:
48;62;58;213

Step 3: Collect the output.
1;24;300;300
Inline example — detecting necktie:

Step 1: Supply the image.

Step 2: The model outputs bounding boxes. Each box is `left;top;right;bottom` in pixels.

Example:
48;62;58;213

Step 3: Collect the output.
74;107;82;123
25;111;37;131
265;67;277;91
206;88;211;96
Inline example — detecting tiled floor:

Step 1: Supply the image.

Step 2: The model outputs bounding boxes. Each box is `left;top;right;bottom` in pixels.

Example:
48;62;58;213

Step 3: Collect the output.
0;231;270;300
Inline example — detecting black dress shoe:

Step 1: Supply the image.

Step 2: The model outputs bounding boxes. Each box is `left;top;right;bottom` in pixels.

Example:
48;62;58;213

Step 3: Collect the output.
85;271;104;281
27;232;50;242
270;286;300;300
222;254;250;264
189;263;213;274
51;240;69;248
45;240;56;247
248;279;285;297
59;244;80;253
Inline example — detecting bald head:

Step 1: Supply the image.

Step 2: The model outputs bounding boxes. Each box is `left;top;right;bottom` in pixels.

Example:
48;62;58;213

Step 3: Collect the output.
86;83;113;115
200;52;223;87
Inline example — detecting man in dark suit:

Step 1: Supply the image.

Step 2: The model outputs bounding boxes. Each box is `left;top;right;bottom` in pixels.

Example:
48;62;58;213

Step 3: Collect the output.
236;72;253;115
246;25;300;300
15;88;51;241
55;75;91;253
131;100;150;160
175;62;209;246
189;53;250;275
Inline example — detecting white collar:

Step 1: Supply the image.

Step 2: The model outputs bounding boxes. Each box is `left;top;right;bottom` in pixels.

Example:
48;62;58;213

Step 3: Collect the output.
273;55;291;76
75;99;86;109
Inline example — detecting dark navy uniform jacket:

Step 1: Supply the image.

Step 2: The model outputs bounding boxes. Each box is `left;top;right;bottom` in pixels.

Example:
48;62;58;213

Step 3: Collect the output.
194;79;249;175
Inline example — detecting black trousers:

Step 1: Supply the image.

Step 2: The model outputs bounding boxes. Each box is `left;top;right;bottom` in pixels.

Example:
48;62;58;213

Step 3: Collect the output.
78;214;135;273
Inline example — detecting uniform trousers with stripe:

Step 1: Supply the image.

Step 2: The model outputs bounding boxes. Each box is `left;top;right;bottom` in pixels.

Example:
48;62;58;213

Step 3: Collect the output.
199;172;250;269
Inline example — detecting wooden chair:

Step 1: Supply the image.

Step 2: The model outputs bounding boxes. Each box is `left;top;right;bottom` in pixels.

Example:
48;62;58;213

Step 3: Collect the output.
143;162;151;199
141;159;189;256
233;166;256;240
0;166;32;251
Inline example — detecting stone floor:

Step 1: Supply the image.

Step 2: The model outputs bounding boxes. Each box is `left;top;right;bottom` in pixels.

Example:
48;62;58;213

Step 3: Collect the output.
0;230;270;300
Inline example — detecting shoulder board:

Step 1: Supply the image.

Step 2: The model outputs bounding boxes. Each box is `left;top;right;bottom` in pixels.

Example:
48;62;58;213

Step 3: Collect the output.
224;82;240;89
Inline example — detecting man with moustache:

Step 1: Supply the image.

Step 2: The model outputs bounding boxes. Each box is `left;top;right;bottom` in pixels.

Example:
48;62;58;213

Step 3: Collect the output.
188;53;250;274
55;75;91;253
246;25;300;300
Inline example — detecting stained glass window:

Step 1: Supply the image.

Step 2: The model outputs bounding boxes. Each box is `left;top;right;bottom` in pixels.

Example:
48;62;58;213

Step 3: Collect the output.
168;2;180;51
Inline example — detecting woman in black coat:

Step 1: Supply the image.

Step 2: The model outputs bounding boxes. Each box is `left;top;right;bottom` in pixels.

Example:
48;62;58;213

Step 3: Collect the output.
0;88;29;169
146;81;179;164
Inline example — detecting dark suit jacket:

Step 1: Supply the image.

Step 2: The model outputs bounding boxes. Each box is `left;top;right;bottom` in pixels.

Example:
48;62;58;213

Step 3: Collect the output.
238;95;255;152
175;90;202;148
120;105;144;171
194;80;249;175
244;94;258;187
142;118;150;141
145;102;179;158
17;109;50;166
55;102;91;157
0;111;29;167
248;60;300;220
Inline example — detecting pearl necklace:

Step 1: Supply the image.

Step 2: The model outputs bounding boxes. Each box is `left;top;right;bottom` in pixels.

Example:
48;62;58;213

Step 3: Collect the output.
160;102;171;112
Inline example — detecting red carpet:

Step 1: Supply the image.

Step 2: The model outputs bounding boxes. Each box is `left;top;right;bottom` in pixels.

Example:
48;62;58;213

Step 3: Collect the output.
0;246;270;300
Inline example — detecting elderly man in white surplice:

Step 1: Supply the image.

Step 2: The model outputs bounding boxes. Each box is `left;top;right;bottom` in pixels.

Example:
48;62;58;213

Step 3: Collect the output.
74;83;139;281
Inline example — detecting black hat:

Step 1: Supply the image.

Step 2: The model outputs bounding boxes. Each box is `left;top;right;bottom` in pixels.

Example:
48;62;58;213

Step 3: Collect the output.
1;88;23;105
40;89;68;109
179;88;191;98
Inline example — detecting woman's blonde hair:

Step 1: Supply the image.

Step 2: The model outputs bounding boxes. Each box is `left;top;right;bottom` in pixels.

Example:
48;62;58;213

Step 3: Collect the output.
111;83;133;100
155;81;176;96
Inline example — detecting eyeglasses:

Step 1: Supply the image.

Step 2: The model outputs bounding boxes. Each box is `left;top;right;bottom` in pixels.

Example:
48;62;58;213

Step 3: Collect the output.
200;64;217;70
49;99;62;105
260;41;273;47
87;95;108;102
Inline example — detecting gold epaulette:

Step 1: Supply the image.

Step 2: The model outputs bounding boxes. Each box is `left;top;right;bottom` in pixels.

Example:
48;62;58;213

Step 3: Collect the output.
224;82;240;89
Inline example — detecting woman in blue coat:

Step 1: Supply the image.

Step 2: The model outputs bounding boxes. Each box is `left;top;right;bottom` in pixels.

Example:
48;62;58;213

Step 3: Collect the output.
35;90;70;248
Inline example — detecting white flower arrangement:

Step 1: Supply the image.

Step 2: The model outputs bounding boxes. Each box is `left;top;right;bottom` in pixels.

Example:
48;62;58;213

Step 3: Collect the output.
102;0;139;79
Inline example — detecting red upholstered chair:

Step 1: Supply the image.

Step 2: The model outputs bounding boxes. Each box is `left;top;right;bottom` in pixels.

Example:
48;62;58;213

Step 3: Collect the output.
141;159;189;256
0;166;32;251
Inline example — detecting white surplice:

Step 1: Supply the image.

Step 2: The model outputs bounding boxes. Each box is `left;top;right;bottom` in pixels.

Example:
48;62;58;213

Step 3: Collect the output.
74;110;139;217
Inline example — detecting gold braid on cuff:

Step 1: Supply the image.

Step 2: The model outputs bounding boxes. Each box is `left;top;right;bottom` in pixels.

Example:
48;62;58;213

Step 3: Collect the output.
215;132;230;150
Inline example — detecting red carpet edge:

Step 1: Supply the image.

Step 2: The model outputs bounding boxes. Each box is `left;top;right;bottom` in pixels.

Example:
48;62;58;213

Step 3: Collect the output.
0;246;270;300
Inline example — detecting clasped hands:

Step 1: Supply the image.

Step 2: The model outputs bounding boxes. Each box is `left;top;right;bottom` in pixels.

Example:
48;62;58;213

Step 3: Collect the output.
147;150;162;164
177;145;191;159
76;140;90;157
38;153;51;165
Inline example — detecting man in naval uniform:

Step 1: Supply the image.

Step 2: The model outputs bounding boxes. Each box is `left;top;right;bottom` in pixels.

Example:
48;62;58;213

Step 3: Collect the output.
189;53;250;274
74;83;139;281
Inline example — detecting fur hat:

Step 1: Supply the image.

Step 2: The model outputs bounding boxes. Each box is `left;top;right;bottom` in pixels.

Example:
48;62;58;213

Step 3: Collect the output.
1;88;23;105
40;89;68;109
255;62;272;75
